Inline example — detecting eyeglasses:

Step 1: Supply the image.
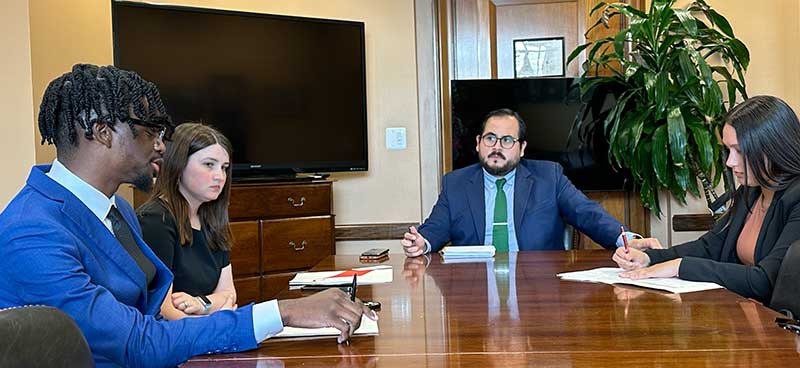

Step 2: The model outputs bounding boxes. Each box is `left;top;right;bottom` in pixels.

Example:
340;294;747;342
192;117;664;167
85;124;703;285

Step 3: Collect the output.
481;133;520;149
131;120;173;142
776;317;800;335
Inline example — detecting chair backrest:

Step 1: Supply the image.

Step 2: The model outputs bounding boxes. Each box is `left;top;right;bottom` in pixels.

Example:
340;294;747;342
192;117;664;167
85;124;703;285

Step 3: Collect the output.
770;240;800;318
563;224;574;250
0;305;94;367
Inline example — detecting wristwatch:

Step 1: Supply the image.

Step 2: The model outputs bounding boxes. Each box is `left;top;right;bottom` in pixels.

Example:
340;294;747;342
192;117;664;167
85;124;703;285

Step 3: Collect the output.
196;295;212;314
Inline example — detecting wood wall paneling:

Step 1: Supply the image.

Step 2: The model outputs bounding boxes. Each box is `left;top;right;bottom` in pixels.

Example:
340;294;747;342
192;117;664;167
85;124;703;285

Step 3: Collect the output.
335;222;419;241
452;0;495;79
577;191;650;249
495;1;580;77
672;214;715;232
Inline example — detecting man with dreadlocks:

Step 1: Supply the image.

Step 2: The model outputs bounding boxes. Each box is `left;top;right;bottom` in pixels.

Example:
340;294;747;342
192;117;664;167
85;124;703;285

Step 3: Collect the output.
0;64;376;367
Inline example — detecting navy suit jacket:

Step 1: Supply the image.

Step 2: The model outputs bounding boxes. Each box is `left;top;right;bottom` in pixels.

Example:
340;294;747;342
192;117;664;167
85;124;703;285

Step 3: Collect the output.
418;160;623;252
0;166;257;367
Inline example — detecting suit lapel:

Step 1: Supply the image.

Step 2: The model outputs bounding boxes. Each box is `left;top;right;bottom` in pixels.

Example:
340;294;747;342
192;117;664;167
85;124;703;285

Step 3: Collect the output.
29;167;148;303
723;188;759;260
466;168;486;243
513;163;534;244
754;188;784;261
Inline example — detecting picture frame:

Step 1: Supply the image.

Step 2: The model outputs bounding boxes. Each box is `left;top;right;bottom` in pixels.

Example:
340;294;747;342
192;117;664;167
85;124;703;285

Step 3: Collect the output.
513;37;565;78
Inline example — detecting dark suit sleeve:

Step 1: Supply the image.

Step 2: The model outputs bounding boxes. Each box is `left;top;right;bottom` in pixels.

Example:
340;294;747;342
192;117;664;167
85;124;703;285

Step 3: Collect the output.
137;205;179;269
645;211;732;265
418;174;453;253
553;164;623;249
673;204;800;302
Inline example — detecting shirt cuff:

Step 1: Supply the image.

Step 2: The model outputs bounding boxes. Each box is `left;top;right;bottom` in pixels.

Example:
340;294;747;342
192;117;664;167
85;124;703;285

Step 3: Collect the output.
615;232;642;247
252;299;284;342
423;239;432;255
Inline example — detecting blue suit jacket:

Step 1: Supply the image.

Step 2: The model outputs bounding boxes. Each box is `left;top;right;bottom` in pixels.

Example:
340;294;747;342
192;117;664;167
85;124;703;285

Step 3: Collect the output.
418;160;623;252
0;166;257;367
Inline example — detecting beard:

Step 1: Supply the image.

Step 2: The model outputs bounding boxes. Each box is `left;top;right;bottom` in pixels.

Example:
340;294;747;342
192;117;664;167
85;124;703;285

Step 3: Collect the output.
131;172;154;193
479;151;519;176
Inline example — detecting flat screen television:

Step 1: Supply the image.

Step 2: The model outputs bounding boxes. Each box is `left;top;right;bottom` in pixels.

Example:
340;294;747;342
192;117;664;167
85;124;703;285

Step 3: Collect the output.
112;1;368;179
451;78;632;191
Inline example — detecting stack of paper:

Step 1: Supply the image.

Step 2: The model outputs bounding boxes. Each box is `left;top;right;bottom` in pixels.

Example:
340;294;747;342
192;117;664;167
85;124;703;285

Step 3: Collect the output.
274;315;379;339
288;265;393;289
440;245;496;261
557;267;723;294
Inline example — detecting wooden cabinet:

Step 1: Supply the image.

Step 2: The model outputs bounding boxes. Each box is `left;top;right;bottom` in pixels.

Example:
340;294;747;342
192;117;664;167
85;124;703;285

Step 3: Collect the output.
228;180;335;302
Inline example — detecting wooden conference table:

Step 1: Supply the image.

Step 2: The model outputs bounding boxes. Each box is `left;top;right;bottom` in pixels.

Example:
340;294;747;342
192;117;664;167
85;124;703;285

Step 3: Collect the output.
187;251;800;367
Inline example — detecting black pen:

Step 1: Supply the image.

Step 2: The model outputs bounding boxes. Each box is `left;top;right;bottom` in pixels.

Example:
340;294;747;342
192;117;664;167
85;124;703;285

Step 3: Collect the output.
350;274;357;302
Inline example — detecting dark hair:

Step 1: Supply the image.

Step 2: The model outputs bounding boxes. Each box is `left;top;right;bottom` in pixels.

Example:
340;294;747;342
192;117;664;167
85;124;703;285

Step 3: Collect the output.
726;95;800;192
479;108;527;142
141;123;234;251
38;64;172;156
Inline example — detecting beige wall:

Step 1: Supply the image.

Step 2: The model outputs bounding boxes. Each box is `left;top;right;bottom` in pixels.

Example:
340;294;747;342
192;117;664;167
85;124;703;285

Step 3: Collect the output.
0;1;36;210
649;0;800;245
23;0;421;253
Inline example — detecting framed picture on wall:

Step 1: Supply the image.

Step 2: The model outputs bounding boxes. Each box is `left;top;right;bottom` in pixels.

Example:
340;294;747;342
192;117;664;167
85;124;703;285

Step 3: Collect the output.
513;37;565;78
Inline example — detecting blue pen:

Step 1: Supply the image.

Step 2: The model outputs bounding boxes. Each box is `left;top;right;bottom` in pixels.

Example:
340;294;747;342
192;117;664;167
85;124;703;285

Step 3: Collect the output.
350;274;357;302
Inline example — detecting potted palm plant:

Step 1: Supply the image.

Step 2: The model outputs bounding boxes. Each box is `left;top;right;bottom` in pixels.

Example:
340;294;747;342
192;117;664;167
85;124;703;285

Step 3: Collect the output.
567;0;749;215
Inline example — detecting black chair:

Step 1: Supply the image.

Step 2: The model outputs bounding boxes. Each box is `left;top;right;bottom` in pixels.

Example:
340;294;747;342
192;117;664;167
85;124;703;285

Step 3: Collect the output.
770;240;800;318
0;305;93;367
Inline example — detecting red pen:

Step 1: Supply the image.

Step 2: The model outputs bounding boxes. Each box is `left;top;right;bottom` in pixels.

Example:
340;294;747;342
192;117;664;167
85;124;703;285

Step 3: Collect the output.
620;225;629;254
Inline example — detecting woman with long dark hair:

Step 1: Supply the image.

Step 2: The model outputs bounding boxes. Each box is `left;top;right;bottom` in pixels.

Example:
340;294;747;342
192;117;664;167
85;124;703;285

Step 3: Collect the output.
614;95;800;304
137;122;236;319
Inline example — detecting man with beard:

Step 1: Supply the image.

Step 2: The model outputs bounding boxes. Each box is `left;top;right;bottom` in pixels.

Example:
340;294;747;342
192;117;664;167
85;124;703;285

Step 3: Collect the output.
0;64;376;367
402;108;638;256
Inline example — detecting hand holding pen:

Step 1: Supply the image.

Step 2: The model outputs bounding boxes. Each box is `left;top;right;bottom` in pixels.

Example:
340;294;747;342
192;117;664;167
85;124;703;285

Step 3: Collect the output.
350;274;357;302
620;225;629;254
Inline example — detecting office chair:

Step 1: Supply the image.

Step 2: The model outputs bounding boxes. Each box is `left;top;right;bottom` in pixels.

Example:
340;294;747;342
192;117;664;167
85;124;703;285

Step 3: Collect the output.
0;305;94;367
770;240;800;318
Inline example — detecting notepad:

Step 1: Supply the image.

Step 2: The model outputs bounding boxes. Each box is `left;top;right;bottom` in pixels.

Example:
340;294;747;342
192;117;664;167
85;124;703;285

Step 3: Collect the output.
288;265;393;288
274;315;379;339
557;267;723;294
440;245;496;259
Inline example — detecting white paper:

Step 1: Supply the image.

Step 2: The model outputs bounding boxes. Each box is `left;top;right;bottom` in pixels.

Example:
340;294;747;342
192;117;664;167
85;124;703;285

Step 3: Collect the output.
288;265;393;287
274;315;378;338
557;267;723;294
440;245;496;258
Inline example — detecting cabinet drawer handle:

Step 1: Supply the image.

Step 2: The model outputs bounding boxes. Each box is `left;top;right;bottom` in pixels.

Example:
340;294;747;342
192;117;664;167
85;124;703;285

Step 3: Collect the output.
287;196;306;207
289;240;307;251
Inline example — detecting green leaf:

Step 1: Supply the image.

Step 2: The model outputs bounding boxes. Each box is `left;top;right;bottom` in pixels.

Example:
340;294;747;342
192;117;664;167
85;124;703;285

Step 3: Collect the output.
613;30;627;58
686;169;701;198
667;107;688;166
688;123;713;173
654;72;670;118
707;8;735;38
652;125;669;186
589;1;607;16
727;38;751;69
674;165;691;193
674;9;697;36
567;42;591;65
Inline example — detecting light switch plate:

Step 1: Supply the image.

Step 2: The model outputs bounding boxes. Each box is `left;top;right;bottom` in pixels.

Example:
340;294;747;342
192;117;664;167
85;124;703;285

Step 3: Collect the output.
386;127;407;150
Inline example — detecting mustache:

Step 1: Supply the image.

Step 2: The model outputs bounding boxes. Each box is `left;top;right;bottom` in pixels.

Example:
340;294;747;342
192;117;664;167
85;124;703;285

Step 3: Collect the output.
488;152;506;159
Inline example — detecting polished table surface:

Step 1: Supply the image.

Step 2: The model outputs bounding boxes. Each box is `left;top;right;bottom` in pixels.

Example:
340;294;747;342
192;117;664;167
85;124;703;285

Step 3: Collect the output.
186;251;800;367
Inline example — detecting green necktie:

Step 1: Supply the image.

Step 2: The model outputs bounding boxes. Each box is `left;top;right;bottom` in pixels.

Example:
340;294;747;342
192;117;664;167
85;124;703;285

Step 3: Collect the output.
492;178;509;251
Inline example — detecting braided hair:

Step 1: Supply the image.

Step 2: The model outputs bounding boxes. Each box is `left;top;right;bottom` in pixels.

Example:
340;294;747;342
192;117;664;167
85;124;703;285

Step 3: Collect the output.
38;64;173;155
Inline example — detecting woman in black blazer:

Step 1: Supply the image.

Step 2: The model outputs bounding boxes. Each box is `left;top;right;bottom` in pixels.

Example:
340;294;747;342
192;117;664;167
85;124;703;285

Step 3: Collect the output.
614;95;800;304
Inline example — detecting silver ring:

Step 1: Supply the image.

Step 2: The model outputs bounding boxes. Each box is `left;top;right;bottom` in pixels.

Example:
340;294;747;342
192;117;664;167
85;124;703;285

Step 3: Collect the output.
181;302;187;309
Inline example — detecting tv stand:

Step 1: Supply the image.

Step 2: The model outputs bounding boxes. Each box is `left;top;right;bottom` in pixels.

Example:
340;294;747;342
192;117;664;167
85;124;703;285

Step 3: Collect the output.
232;174;311;184
232;172;331;184
228;179;335;303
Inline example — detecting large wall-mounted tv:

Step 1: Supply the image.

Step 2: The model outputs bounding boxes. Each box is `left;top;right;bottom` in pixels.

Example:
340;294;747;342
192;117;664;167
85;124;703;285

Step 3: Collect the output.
112;1;368;178
451;78;632;192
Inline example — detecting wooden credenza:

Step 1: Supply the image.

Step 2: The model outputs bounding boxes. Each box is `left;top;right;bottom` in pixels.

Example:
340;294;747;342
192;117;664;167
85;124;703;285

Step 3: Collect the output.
227;180;335;303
